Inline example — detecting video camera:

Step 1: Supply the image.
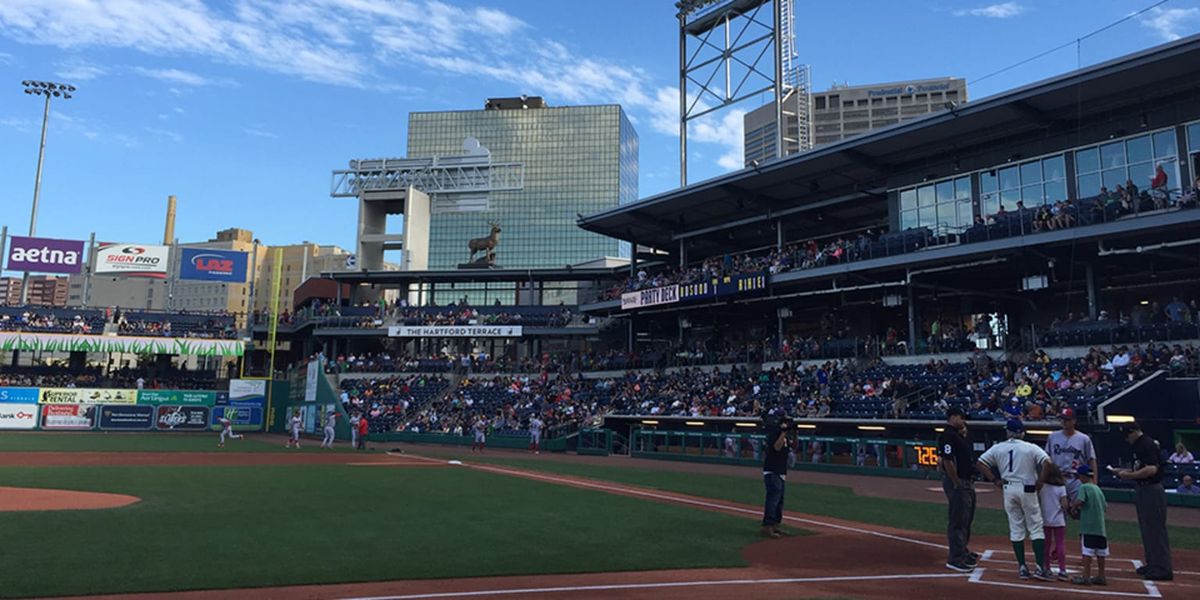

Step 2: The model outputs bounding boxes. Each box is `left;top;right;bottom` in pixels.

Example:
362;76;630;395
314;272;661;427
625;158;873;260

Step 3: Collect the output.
761;412;794;432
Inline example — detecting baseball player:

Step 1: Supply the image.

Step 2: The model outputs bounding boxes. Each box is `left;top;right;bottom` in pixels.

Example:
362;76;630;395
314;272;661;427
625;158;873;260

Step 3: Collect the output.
286;410;302;448
217;415;242;448
977;419;1053;580
320;410;339;449
528;415;544;454
1044;407;1097;501
471;417;487;453
349;411;361;449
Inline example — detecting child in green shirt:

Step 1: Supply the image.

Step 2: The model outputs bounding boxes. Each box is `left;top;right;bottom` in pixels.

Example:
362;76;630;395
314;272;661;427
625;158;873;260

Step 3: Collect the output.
1070;464;1108;586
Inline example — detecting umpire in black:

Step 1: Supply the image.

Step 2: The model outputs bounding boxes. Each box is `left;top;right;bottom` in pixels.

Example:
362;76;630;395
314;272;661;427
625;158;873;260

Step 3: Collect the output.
761;411;790;538
1116;422;1173;581
938;407;978;572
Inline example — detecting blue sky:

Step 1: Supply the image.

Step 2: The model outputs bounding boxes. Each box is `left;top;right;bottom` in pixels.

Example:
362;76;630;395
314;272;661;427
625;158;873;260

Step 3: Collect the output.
1;0;1198;256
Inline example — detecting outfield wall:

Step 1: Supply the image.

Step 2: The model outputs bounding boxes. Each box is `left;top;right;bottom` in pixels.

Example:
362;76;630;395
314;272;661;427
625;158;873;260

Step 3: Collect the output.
0;384;266;433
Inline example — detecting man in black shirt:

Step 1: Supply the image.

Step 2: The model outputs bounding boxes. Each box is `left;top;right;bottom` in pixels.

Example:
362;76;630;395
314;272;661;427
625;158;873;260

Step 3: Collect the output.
1116;422;1173;580
939;407;978;572
761;413;791;538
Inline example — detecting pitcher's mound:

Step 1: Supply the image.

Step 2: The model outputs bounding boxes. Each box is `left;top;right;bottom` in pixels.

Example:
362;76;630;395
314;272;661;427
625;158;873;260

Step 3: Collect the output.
0;486;140;512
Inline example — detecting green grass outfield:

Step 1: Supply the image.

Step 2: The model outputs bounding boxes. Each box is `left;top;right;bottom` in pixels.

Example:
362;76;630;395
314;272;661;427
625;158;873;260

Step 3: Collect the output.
0;432;354;453
464;455;1200;551
0;462;768;598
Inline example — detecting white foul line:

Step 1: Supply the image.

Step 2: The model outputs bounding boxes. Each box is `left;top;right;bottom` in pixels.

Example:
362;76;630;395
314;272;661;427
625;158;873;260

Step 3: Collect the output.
339;572;968;600
463;462;947;550
968;568;1161;598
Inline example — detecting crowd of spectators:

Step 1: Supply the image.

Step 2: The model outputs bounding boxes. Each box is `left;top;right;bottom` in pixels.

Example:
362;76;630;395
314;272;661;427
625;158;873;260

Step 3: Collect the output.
327;342;1198;437
0;365;224;390
0;310;99;334
600;174;1200;306
0;306;237;339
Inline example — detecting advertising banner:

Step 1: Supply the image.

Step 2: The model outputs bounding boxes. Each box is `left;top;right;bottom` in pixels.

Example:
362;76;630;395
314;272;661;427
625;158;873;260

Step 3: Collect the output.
179;248;249;282
387;325;523;338
714;271;768;296
219;379;267;430
212;405;263;429
678;281;715;302
0;332;245;357
155;405;211;431
304;361;319;402
98;404;155;430
39;388;137;405
620;285;679;310
0;404;38;430
41;404;96;430
0;387;40;404
94;243;170;277
136;390;217;406
5;235;85;274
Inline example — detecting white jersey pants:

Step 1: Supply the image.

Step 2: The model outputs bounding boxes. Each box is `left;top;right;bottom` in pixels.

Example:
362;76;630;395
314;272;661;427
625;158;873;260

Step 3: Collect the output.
322;426;335;447
1003;483;1045;542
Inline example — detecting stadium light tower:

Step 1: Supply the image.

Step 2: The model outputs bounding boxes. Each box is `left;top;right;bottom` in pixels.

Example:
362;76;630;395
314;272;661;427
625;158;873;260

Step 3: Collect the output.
18;80;75;304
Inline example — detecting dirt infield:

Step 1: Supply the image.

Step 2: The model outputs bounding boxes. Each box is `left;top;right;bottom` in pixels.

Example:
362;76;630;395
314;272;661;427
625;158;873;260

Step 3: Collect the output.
0;486;141;512
14;447;1200;599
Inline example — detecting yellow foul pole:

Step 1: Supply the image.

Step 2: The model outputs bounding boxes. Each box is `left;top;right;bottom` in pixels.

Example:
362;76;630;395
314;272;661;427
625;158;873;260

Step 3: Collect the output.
264;248;284;430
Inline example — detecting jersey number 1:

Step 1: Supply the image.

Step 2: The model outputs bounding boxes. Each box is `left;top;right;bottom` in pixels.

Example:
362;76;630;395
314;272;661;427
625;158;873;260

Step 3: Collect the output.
1007;449;1014;473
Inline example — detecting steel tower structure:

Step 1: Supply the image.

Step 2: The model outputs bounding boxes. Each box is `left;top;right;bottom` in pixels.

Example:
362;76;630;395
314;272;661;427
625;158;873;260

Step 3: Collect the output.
676;0;809;185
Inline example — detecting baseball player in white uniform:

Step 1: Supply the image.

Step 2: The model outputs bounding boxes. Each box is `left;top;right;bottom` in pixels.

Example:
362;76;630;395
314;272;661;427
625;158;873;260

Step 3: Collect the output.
286;410;302;448
528;416;544;454
471;418;487;453
217;415;242;448
977;419;1053;581
320;410;339;449
349;412;361;449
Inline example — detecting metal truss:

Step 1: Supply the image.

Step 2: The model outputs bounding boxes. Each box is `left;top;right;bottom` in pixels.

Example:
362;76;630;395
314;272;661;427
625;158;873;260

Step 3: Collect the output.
677;0;786;185
331;157;525;197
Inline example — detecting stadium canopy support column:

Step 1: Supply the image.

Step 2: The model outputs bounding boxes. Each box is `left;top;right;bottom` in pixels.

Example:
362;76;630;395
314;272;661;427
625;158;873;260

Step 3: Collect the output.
1085;263;1098;320
678;239;687;267
906;286;917;354
776;219;784;249
627;317;634;353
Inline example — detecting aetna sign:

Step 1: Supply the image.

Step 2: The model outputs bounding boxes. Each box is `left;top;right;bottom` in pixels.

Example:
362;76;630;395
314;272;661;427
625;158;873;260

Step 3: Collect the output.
5;236;85;274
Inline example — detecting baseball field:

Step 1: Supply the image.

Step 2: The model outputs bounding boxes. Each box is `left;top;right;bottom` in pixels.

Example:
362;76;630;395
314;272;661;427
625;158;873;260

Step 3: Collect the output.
2;433;1199;600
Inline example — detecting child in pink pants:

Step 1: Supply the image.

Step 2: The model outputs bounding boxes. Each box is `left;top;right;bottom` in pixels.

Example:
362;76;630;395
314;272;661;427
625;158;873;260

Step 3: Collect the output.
1039;463;1070;579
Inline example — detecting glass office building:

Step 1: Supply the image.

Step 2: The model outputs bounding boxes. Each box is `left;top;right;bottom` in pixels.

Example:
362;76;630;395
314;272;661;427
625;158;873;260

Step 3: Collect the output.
407;101;638;272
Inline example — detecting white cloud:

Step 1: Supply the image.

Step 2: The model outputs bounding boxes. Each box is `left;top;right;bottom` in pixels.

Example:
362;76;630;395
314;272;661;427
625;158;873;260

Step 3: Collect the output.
953;2;1025;18
243;127;278;139
0;51;13;65
134;66;231;86
0;0;740;172
1141;7;1200;42
54;59;107;81
145;127;182;143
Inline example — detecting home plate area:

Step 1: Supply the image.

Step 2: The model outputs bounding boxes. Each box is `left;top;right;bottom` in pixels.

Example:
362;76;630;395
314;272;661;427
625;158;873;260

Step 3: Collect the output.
969;551;1164;598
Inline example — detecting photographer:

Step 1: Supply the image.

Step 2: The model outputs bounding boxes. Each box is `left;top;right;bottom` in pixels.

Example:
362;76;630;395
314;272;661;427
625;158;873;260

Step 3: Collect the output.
761;411;792;538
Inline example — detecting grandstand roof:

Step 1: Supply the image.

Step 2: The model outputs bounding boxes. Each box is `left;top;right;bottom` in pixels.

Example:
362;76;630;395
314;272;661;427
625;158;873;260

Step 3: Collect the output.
578;34;1200;251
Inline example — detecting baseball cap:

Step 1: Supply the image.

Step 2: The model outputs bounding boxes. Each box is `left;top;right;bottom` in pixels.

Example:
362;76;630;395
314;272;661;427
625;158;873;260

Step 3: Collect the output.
1075;464;1093;476
1059;407;1076;420
946;407;966;419
1005;418;1025;434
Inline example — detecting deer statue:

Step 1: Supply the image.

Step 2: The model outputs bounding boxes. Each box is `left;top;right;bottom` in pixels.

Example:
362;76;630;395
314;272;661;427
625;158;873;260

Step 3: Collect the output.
467;222;502;264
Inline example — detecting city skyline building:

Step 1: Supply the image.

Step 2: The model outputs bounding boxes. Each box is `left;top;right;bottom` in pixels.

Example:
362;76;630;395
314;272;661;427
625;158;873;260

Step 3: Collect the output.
407;98;638;272
744;77;968;165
